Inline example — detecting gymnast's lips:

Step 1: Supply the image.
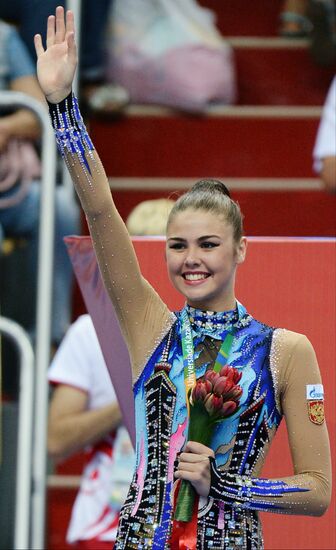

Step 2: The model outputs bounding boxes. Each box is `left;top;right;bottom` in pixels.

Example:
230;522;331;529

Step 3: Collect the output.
182;272;211;284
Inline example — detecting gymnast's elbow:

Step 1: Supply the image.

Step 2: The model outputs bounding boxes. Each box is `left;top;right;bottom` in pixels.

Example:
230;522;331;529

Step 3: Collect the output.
306;479;332;517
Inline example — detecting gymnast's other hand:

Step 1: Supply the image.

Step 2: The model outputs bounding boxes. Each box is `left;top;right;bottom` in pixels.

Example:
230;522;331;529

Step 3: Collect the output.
174;441;215;497
34;6;77;104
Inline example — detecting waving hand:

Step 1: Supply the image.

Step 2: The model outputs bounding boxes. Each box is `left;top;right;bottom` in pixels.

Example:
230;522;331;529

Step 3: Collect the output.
34;6;77;104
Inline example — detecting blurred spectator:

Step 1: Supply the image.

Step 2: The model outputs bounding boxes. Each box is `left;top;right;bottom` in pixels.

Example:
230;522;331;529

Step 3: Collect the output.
107;0;236;112
0;19;79;345
48;314;134;550
307;0;336;66
313;76;336;192
0;0;129;113
279;0;312;37
126;198;176;236
279;0;336;65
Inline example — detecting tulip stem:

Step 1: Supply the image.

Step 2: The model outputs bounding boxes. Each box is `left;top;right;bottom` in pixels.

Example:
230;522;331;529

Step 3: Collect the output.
174;403;213;522
174;480;196;522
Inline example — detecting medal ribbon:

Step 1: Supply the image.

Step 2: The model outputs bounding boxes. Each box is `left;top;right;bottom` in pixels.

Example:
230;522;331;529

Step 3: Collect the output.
180;308;197;418
213;333;234;373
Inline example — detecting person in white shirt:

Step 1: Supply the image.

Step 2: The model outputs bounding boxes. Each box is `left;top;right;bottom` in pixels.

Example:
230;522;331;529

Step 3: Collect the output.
48;314;134;549
313;76;336;192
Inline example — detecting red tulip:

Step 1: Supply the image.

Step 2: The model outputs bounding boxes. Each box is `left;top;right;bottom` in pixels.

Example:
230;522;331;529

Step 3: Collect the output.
221;400;238;416
204;370;219;385
213;376;232;396
190;365;243;420
224;385;243;400
230;370;242;384
192;379;212;402
226;369;236;383
219;365;242;384
204;394;223;416
219;365;230;377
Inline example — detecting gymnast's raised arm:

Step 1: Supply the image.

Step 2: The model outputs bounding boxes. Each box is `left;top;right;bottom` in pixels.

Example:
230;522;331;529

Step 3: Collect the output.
34;6;173;376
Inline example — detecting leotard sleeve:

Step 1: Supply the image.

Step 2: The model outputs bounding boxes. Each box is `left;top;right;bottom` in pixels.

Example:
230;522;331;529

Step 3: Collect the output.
48;93;175;378
208;331;332;516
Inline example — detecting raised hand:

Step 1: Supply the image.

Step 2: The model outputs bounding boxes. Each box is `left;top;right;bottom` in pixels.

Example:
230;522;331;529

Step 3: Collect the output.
34;6;77;104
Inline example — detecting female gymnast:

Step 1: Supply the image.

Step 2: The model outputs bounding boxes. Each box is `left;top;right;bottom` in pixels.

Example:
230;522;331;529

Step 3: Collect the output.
34;7;331;549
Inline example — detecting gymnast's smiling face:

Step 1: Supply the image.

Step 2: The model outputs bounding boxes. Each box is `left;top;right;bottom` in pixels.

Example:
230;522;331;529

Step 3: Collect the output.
165;208;247;312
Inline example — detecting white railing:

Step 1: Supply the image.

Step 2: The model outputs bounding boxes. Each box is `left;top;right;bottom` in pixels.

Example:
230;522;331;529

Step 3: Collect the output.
0;317;34;550
0;90;57;549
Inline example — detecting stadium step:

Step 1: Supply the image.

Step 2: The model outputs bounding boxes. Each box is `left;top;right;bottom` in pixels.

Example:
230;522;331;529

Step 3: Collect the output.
107;181;336;237
199;0;284;37
90;107;322;179
232;42;334;105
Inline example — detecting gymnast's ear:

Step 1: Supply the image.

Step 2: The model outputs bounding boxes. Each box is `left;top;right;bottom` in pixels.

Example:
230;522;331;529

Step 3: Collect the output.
236;236;247;265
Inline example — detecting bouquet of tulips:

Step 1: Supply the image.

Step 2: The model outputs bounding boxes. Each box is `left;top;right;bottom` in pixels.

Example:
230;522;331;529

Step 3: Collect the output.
174;365;243;522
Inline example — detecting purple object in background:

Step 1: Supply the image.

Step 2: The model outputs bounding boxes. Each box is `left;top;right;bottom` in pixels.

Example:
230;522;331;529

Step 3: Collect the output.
65;235;136;447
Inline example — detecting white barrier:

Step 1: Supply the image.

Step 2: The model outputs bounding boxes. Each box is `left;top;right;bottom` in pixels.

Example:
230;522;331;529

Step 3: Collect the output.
0;90;56;549
0;317;34;550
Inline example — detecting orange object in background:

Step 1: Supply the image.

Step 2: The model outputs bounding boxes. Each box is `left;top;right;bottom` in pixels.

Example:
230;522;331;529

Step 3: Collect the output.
48;237;335;550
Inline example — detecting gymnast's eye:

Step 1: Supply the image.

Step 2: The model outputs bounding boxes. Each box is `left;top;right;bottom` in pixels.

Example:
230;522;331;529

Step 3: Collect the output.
200;241;219;249
168;242;186;250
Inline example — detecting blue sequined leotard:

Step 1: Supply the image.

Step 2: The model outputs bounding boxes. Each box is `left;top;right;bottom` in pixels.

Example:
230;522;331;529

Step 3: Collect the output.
114;304;305;549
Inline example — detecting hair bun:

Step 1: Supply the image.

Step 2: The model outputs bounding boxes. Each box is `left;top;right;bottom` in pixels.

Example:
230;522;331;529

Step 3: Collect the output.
190;179;231;199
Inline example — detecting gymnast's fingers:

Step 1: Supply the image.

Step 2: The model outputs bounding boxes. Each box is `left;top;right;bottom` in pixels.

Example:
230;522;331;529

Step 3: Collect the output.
34;34;44;58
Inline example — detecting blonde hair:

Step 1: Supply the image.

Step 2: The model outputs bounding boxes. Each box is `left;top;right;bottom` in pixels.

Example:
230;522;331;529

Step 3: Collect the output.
167;179;244;242
126;198;176;236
